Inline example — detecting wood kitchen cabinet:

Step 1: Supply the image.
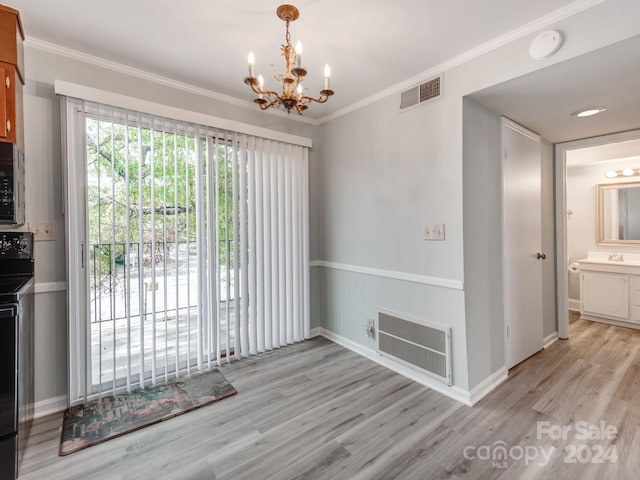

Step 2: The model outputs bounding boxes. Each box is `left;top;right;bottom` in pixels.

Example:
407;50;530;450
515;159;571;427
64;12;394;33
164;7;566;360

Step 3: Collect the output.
0;61;23;149
0;4;24;150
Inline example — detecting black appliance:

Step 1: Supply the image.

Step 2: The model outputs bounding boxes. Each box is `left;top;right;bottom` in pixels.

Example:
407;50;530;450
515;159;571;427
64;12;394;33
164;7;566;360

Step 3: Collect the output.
0;232;34;480
0;143;25;226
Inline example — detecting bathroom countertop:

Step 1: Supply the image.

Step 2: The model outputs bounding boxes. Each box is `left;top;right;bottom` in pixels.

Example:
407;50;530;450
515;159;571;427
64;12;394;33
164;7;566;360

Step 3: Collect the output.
578;258;640;267
578;251;640;266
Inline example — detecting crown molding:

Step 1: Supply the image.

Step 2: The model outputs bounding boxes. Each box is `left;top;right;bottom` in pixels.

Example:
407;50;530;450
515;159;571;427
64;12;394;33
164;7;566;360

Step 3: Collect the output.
317;0;605;124
25;37;320;127
25;0;603;128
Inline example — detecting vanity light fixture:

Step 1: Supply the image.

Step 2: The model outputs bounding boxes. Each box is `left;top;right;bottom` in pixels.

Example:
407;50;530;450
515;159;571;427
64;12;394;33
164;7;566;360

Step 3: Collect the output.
605;168;640;178
571;106;607;117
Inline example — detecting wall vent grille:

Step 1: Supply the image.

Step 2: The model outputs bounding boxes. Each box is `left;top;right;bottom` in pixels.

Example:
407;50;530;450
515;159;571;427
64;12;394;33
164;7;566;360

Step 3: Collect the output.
376;309;451;385
399;75;443;110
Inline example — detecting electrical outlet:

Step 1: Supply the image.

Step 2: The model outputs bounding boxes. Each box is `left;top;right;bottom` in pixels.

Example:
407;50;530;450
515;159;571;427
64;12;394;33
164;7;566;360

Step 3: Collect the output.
424;223;445;240
366;319;375;338
29;222;56;241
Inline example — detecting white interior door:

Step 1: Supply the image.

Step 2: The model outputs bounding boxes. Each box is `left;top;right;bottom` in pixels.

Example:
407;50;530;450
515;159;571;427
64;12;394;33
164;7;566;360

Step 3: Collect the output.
502;118;544;369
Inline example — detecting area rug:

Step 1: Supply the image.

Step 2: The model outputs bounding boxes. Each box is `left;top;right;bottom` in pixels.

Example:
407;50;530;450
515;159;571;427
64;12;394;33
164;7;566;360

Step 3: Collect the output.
59;369;237;456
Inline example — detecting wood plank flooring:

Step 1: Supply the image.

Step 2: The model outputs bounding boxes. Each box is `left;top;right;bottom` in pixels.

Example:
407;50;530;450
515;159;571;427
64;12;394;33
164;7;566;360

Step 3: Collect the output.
20;316;640;479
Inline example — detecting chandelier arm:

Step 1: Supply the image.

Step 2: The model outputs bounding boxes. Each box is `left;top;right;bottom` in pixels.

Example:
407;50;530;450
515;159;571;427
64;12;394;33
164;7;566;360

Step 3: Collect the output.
300;92;334;105
259;97;281;110
260;89;281;98
246;79;280;98
246;80;261;95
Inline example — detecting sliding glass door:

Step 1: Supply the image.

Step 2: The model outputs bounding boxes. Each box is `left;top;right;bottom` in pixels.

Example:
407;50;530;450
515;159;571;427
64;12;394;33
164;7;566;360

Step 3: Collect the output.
84;108;236;395
63;98;310;404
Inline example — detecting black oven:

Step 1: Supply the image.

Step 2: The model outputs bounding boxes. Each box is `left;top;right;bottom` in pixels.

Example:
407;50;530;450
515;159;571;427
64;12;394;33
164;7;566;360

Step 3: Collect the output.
0;143;25;226
0;232;34;480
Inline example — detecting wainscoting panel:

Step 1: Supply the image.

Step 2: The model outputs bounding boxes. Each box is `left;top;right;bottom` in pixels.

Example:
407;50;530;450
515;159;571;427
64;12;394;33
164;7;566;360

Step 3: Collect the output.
310;263;469;391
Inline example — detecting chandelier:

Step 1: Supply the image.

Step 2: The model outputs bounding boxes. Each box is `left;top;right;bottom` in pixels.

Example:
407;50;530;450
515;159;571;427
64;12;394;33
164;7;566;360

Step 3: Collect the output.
244;4;333;115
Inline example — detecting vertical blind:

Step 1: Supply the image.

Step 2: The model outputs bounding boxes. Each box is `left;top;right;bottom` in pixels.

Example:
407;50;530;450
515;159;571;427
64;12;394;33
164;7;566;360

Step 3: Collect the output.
63;97;310;403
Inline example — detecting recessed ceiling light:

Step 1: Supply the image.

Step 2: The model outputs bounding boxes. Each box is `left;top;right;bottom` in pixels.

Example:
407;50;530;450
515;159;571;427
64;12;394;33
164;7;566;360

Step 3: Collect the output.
571;106;607;117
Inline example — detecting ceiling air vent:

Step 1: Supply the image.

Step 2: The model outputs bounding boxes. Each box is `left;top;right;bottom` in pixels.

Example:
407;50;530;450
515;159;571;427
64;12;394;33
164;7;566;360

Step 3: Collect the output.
400;74;443;110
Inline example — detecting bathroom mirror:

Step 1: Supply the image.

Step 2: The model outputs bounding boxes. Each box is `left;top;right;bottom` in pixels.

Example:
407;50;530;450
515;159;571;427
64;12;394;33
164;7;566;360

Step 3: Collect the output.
597;181;640;245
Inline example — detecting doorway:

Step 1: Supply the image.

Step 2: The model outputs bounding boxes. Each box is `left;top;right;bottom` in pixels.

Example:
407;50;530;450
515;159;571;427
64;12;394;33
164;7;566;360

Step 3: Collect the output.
555;129;640;338
466;34;640;366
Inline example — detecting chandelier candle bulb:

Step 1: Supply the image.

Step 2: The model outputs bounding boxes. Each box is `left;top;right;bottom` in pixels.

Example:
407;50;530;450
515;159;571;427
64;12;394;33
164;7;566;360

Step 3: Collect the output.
295;41;303;67
324;64;331;90
248;51;255;77
258;74;264;98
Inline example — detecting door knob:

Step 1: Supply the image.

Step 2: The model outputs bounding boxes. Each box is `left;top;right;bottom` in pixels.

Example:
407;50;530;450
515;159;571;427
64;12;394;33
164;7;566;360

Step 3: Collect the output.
537;252;546;260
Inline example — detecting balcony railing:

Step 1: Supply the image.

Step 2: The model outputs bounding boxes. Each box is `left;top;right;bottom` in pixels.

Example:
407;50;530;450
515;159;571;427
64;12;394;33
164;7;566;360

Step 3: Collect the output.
89;240;235;323
88;240;237;386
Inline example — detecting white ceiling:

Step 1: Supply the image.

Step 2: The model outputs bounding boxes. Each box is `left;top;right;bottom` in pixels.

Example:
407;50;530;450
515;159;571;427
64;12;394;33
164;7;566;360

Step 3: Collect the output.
566;139;640;167
11;0;582;119
469;34;640;144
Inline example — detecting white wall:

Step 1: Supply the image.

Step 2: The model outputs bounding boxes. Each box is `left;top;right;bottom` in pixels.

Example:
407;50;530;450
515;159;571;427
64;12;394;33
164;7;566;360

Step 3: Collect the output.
22;45;317;405
315;86;469;387
461;102;557;389
314;0;640;391
462;99;503;386
567;157;640;300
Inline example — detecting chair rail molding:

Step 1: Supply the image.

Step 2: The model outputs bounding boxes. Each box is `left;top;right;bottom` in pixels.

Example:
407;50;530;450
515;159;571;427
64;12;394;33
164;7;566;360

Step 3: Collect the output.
310;260;463;291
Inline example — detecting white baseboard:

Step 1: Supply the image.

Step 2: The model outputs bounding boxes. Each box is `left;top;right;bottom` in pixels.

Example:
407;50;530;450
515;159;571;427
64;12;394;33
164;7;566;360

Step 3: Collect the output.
468;367;508;406
311;327;473;406
581;314;640;331
543;331;559;349
568;298;580;311
34;395;67;418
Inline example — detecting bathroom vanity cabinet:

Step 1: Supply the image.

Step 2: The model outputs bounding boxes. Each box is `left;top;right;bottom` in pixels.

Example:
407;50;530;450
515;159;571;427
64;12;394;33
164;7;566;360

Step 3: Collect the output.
579;255;640;327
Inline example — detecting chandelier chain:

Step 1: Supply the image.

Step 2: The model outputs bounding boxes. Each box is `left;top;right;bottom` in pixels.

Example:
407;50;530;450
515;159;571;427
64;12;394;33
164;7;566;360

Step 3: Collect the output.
285;21;291;47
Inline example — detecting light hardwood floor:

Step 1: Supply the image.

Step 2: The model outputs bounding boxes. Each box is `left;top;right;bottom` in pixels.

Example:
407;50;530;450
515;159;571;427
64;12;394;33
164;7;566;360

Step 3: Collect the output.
20;316;640;479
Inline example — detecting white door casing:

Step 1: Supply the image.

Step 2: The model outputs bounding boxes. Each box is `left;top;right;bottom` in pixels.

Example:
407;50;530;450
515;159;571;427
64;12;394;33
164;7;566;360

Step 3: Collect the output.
502;118;544;369
555;129;640;340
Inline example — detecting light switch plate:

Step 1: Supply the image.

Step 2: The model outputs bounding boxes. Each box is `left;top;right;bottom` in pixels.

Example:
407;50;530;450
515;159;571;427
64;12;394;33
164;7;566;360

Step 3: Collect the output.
30;222;56;241
424;223;445;240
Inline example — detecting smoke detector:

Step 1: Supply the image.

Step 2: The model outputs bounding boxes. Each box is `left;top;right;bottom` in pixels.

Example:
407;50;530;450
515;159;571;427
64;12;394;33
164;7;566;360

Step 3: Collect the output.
529;30;563;59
